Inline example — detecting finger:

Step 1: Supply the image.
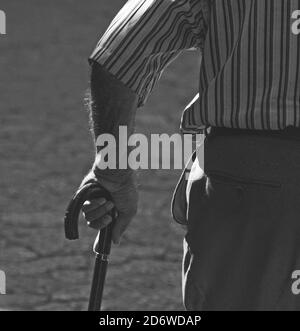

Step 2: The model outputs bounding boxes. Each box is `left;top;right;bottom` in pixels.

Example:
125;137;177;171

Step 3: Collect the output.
112;216;132;245
87;215;113;230
83;201;114;222
82;197;107;211
82;198;107;213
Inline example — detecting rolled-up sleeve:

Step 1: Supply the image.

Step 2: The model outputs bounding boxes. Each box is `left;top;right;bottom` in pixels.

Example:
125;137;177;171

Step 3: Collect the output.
89;0;210;107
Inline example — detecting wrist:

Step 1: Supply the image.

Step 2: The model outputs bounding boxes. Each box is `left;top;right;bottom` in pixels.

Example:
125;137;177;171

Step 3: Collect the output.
92;164;136;193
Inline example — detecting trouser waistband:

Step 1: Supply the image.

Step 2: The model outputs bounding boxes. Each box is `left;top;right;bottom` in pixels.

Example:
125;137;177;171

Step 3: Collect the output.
203;129;300;184
207;126;300;141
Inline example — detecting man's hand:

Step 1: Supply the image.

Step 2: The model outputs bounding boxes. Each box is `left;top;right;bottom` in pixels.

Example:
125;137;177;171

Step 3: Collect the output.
82;62;139;245
81;172;138;245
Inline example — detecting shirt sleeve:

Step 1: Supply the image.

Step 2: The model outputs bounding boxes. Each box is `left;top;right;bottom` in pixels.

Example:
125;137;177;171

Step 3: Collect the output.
89;0;210;107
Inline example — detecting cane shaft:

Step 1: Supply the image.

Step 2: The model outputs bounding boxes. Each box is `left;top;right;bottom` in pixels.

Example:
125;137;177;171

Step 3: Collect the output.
88;255;109;311
88;222;114;311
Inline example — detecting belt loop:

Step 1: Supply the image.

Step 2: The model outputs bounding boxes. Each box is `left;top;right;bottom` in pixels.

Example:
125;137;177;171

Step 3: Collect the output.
204;127;212;138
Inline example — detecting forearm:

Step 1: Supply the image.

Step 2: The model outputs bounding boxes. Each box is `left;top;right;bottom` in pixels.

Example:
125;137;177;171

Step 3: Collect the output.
86;61;138;190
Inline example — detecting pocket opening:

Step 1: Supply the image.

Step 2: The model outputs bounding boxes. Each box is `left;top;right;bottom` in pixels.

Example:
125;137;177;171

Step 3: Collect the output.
207;171;282;189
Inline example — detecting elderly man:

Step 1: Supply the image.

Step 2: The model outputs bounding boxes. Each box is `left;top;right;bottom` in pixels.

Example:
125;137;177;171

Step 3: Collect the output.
80;0;300;310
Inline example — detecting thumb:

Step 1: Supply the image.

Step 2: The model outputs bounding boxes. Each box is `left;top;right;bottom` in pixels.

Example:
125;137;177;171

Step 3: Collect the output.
112;216;132;245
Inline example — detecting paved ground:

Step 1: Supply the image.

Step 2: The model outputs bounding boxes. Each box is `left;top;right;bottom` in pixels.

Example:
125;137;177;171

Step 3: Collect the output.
0;0;199;310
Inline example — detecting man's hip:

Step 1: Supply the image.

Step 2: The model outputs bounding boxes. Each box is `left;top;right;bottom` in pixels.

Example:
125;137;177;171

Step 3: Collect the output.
183;128;300;311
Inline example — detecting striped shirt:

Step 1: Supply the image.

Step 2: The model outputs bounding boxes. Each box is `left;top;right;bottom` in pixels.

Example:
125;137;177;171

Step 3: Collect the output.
90;0;300;132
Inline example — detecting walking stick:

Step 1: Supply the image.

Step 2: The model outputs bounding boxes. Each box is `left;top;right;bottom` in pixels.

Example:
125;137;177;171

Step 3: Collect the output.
64;182;115;311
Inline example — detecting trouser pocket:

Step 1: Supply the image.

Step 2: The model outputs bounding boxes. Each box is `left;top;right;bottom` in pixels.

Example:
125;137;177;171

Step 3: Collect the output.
171;151;198;225
185;170;286;310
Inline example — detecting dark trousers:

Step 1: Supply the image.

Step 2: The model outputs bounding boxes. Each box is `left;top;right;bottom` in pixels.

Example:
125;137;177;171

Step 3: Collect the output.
183;130;300;311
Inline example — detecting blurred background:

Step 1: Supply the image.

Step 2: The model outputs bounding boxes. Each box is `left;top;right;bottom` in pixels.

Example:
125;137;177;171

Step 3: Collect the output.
0;0;199;310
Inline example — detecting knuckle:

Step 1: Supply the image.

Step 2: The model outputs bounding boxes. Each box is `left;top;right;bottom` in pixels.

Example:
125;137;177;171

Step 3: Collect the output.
95;217;111;229
105;203;113;212
87;221;97;229
84;213;92;222
81;204;89;213
83;200;91;206
96;198;106;205
103;215;112;223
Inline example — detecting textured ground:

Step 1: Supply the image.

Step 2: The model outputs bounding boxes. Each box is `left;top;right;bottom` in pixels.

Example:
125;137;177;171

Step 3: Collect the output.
0;0;199;311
